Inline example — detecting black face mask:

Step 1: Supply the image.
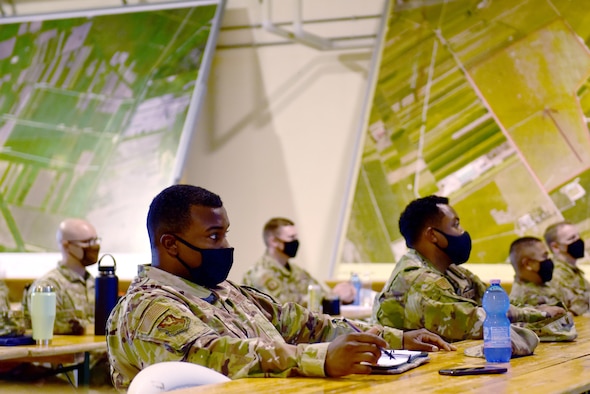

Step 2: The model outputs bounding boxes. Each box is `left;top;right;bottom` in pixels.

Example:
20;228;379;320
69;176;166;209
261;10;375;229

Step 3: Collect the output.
567;239;585;259
433;229;472;265
173;235;234;288
538;258;554;283
282;239;299;258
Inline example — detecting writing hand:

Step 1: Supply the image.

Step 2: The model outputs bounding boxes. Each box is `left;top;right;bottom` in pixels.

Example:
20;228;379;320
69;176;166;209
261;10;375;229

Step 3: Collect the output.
325;327;387;377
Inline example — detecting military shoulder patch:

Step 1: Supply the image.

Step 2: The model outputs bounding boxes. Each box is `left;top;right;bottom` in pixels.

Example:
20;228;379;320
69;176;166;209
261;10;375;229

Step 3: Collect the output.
157;314;190;337
434;276;453;291
264;277;280;292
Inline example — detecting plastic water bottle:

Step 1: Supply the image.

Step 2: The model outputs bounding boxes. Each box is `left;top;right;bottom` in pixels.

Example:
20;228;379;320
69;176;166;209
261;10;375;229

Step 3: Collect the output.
482;279;511;363
351;272;361;306
95;254;119;335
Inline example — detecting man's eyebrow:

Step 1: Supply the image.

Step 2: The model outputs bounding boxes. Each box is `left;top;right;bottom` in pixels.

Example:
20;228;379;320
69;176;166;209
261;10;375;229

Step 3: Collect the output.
205;225;228;231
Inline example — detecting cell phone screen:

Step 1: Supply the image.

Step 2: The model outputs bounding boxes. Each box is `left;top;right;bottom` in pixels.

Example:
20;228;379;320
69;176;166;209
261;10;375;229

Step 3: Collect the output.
438;366;508;376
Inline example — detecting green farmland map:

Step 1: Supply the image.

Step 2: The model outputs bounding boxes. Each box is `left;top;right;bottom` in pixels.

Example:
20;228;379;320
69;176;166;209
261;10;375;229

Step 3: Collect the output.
0;3;218;253
344;0;590;264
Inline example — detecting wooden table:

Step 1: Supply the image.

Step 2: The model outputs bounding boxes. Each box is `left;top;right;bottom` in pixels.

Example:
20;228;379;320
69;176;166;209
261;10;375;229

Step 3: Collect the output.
0;335;106;386
169;316;590;394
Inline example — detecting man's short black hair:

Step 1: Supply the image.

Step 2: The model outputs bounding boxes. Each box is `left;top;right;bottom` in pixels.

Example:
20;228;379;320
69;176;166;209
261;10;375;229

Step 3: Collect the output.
509;236;543;270
399;195;449;247
147;184;223;249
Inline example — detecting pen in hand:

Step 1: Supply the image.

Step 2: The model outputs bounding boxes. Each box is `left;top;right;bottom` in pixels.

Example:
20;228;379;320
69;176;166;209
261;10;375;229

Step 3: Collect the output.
343;318;396;360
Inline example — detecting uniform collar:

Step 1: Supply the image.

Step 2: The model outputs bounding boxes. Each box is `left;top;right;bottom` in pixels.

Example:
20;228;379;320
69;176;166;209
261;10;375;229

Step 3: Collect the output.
57;261;90;282
143;265;220;302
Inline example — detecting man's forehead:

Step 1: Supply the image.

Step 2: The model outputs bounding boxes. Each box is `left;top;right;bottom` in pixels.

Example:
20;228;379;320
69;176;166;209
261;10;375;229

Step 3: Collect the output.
61;220;97;241
189;205;229;229
436;203;457;220
530;242;548;256
277;225;297;237
557;224;578;240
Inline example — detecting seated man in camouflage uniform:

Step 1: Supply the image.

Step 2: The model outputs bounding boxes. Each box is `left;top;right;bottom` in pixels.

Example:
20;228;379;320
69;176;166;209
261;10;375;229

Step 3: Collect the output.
373;195;565;343
22;218;111;386
243;217;355;306
544;221;590;315
508;236;576;342
24;218;100;334
509;237;562;307
106;185;454;390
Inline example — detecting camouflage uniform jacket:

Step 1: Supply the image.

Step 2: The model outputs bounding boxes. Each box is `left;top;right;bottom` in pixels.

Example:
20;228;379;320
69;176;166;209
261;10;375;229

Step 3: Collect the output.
23;262;94;334
242;254;330;306
546;258;590;316
510;280;562;308
373;249;547;342
107;266;403;390
0;280;10;312
0;280;22;336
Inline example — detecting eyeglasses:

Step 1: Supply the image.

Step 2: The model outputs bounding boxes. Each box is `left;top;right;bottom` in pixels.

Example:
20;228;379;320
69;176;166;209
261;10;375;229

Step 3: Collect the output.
69;237;101;247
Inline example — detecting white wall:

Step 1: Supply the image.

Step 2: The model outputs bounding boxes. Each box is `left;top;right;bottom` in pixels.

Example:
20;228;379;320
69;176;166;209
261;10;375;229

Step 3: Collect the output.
184;32;376;282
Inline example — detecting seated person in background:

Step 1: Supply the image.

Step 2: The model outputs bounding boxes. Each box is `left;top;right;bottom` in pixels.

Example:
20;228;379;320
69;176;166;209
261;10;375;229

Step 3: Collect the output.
373;195;565;343
508;236;577;342
107;185;454;390
243;217;355;306
543;221;590;315
509;237;562;307
23;218;100;335
16;219;110;385
0;279;22;336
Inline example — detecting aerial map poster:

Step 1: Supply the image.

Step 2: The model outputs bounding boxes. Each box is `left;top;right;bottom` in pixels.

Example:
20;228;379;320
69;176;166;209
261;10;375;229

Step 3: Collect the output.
0;1;224;253
342;0;590;265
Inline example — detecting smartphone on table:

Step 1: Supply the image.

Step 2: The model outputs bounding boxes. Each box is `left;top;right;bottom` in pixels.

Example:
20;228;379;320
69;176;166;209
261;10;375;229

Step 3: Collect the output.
438;365;508;376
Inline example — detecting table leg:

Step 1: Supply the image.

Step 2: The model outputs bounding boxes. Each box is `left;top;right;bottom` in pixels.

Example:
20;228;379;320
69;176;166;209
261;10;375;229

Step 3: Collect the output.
78;351;90;386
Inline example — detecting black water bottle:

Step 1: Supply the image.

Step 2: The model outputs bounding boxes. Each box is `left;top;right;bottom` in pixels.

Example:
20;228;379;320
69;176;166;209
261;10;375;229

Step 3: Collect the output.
95;254;118;335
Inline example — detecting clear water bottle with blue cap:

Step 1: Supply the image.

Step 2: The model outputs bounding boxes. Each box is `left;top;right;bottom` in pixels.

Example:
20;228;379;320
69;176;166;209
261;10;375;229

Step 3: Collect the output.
482;279;511;363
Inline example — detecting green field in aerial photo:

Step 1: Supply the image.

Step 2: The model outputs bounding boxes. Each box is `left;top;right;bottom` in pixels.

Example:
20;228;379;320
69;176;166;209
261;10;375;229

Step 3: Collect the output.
343;0;590;264
0;3;218;252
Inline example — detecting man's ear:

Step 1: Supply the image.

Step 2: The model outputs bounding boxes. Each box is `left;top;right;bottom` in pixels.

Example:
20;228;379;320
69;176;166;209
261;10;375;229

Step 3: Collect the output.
268;235;279;248
522;257;534;271
160;234;178;256
425;227;438;243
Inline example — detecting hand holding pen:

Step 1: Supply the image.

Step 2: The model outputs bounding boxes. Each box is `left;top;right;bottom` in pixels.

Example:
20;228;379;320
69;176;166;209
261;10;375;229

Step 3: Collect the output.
324;319;390;377
343;318;396;359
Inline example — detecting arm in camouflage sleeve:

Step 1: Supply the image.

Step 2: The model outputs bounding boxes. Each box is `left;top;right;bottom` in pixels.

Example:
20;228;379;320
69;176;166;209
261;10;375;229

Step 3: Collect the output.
376;277;485;342
561;288;590;316
245;288;403;350
508;304;555;323
551;272;590;316
115;295;329;379
0;280;11;311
